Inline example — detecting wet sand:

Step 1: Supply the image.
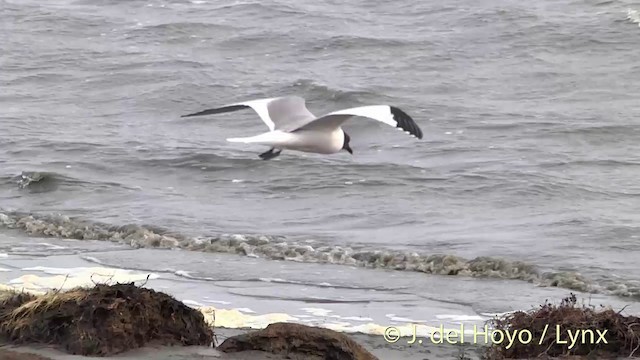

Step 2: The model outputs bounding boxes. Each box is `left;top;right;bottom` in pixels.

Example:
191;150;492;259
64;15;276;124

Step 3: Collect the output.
0;327;486;360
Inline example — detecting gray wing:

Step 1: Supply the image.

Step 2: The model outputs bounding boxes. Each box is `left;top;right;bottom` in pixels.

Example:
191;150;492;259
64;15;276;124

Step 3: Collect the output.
293;105;423;139
181;96;316;132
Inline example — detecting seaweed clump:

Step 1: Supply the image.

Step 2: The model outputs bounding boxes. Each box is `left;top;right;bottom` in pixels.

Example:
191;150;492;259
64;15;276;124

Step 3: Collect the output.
218;322;379;360
0;283;214;356
486;293;640;359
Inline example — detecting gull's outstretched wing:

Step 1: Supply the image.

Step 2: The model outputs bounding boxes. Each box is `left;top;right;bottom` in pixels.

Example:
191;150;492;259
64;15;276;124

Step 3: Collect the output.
293;105;423;139
181;96;316;132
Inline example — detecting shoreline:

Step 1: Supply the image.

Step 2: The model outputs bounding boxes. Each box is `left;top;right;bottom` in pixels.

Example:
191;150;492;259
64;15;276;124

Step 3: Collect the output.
0;246;638;359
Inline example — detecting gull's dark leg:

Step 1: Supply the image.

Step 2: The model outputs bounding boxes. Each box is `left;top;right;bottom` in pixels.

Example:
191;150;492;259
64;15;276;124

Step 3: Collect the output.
258;148;282;160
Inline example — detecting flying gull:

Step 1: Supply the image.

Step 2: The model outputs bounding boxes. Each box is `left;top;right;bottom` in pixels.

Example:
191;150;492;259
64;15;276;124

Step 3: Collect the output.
181;95;423;160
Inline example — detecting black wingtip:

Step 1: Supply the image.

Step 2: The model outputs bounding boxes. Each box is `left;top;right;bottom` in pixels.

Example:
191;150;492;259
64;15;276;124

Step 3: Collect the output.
180;104;250;119
180;110;208;118
390;106;423;139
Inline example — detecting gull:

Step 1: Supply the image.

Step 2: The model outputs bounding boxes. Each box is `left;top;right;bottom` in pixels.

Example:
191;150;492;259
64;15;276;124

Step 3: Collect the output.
181;95;423;160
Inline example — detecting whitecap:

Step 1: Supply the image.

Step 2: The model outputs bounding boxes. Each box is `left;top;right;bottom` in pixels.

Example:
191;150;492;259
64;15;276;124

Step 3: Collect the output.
301;307;332;317
203;299;232;305
628;9;640;26
235;307;256;314
36;243;66;250
174;270;193;277
182;299;205;308
435;314;486;321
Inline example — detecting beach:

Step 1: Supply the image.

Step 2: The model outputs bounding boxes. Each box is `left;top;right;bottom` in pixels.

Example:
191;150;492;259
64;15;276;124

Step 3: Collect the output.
1;233;639;359
0;233;491;359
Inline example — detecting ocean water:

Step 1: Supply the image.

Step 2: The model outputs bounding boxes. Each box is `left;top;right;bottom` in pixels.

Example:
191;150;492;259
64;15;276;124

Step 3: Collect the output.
1;0;640;340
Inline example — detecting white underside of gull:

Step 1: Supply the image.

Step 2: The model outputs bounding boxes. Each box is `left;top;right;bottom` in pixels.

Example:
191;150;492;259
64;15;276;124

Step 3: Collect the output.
227;128;345;154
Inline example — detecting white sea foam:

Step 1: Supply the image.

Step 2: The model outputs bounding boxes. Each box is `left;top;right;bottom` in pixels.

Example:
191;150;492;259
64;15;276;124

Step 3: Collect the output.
175;270;193;277
386;314;428;323
203;299;232;305
299;308;374;323
0;213;12;226
182;299;205;308
301;307;333;317
82;256;103;264
628;9;640;26
321;322;475;338
10;266;159;292
235;307;256;314
336;315;374;322
435;314;486;321
22;266;85;275
480;310;517;318
199;307;298;329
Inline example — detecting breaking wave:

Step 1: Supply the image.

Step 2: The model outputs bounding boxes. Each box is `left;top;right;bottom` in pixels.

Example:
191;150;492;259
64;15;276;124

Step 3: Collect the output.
5;171;137;193
1;210;638;300
14;171;64;193
628;9;640;27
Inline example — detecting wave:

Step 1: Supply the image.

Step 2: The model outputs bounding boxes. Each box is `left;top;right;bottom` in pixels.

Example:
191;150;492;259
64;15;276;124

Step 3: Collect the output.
124;151;246;171
124;22;237;44
13;171;64;193
628;9;640;27
6;10;108;32
287;79;385;105
1;210;638;300
305;35;412;51
2;171;139;194
103;263;407;292
102;59;209;73
206;1;307;15
540;159;640;168
133;21;236;33
545;123;640;137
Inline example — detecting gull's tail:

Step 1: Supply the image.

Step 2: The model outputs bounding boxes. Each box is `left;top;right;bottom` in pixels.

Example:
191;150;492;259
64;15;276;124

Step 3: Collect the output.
226;137;254;143
226;131;288;145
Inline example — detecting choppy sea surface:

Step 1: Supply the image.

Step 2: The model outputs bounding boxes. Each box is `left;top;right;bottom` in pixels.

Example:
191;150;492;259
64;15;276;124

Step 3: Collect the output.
1;0;640;338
